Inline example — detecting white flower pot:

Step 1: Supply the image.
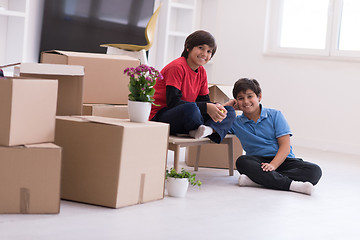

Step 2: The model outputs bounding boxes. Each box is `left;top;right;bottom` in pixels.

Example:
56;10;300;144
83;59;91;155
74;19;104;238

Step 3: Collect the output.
166;177;189;198
128;100;151;123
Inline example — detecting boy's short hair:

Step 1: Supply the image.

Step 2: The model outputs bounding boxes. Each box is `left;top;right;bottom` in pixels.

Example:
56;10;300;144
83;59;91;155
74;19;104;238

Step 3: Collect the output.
233;78;262;98
181;30;217;59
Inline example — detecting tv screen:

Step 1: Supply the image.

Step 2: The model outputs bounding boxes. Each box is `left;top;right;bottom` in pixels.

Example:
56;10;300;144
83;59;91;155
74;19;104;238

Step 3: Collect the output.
39;0;155;58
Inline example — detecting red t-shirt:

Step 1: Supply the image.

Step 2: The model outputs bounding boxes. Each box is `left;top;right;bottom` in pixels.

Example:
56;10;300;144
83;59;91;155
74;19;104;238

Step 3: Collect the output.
149;57;209;120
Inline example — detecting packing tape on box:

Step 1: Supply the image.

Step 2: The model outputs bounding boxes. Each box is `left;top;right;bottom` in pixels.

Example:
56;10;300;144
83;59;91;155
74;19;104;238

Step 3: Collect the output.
20;188;30;213
138;173;146;204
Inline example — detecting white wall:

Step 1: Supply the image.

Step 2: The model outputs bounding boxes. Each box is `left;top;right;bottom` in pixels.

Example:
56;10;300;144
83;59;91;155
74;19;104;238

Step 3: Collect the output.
198;0;360;156
24;0;44;63
16;0;360;156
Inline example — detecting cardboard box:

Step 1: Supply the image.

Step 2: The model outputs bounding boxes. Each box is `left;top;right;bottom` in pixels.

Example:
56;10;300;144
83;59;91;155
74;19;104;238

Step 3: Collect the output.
208;84;234;104
83;104;129;119
0;143;62;214
185;135;243;169
55;116;169;208
0;77;58;146
41;50;140;104
14;63;84;116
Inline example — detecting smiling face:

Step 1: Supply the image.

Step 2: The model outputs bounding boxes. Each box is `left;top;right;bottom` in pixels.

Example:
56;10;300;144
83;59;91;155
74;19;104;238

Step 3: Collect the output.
186;44;213;70
235;89;262;119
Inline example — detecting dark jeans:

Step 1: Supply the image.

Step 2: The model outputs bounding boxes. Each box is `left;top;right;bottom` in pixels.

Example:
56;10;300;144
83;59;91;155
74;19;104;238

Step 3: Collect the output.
236;155;322;190
151;102;236;143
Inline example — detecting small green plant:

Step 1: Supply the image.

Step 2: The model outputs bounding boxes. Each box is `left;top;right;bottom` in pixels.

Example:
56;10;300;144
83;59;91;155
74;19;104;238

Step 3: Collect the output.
166;168;202;187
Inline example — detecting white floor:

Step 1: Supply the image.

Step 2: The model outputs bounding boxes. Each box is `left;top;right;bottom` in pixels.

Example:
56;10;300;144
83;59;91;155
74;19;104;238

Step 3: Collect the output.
1;147;360;240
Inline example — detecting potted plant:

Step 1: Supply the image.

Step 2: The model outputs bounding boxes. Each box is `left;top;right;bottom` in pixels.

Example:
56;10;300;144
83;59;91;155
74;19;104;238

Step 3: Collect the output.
124;64;163;122
166;168;202;198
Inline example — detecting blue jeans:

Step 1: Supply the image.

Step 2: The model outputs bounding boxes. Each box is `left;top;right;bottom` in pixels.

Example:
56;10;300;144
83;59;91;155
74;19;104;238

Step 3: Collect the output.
151;103;236;143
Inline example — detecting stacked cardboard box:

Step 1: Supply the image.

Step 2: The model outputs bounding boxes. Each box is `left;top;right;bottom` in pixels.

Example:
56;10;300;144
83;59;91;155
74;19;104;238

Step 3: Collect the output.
0;77;62;214
55;116;169;208
82;104;129;119
39;50;170;208
14;63;85;116
186;84;244;170
41;50;140;119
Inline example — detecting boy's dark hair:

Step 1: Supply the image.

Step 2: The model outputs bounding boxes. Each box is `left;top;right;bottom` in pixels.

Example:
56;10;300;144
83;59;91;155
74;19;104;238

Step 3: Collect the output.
181;30;217;59
233;78;262;98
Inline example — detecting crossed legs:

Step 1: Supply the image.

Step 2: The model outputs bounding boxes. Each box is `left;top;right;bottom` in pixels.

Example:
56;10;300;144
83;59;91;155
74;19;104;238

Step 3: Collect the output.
236;155;322;195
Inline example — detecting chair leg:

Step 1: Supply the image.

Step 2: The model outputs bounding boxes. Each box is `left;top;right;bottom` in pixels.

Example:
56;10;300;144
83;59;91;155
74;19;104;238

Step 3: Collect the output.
194;145;201;171
227;138;234;176
173;145;181;172
139;50;148;65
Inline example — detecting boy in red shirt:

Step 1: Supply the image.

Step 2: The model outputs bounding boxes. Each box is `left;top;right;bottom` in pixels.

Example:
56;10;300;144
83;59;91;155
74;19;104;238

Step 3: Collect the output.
150;30;235;143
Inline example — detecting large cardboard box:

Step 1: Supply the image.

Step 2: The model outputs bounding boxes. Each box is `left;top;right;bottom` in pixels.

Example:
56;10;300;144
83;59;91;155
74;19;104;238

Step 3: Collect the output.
41;50;140;104
185;135;243;169
83;104;129;119
55;116;169;208
0;143;62;214
0;77;58;146
14;63;84;116
208;84;234;104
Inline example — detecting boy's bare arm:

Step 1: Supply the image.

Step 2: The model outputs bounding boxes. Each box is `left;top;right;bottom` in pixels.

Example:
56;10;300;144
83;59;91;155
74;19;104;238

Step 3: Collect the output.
261;134;291;171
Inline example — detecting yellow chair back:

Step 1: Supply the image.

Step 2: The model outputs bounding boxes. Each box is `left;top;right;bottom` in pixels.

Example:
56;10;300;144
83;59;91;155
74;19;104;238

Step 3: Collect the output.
100;3;162;52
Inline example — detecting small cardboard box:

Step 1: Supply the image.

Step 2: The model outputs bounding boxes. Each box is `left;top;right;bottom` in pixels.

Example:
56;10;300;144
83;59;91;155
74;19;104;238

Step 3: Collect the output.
0;77;58;146
83;104;129;119
187;84;243;169
41;50;140;104
14;63;84;116
208;84;234;104
0;143;62;214
55;116;169;208
185;135;243;169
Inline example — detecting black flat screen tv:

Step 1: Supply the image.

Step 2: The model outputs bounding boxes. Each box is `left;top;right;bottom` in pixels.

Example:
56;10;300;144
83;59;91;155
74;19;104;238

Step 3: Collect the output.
39;0;155;58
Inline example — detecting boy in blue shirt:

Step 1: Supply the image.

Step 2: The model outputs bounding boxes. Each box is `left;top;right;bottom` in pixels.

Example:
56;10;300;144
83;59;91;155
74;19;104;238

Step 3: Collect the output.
224;78;322;195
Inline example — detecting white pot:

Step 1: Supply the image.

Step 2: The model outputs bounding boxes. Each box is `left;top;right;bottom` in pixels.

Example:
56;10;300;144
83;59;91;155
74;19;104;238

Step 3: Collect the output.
166;177;189;198
128;100;151;123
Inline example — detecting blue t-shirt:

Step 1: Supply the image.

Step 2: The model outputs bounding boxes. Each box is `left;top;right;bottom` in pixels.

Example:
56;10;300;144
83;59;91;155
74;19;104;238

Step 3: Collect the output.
230;105;295;158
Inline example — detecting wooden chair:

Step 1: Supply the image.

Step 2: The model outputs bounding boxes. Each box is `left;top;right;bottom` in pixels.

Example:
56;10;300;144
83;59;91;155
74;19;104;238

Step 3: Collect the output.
168;135;235;176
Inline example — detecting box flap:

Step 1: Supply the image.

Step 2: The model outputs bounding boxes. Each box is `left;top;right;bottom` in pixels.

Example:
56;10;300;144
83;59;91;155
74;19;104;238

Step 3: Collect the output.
56;116;86;122
1;76;57;82
43;50;138;61
209;84;234;99
16;63;84;76
24;143;61;149
59;115;168;129
0;143;60;150
79;115;128;125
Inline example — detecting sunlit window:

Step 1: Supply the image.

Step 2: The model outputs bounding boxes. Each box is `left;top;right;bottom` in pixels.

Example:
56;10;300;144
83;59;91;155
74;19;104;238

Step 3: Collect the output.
338;0;360;51
280;0;329;49
265;0;360;59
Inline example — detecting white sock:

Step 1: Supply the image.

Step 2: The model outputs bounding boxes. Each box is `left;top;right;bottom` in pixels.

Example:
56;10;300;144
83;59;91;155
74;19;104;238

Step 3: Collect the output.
238;174;261;187
289;181;314;195
189;125;213;139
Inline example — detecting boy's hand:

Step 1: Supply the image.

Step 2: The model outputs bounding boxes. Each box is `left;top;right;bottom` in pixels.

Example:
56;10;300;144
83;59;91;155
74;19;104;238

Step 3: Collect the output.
207;103;227;123
261;163;275;171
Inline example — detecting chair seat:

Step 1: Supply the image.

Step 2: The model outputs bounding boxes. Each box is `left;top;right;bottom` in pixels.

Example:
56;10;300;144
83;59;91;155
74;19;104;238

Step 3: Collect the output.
168;134;235;176
103;46;148;65
100;43;150;52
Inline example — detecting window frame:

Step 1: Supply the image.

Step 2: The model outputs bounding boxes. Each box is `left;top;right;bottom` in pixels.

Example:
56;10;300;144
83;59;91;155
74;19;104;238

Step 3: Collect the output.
264;0;360;61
